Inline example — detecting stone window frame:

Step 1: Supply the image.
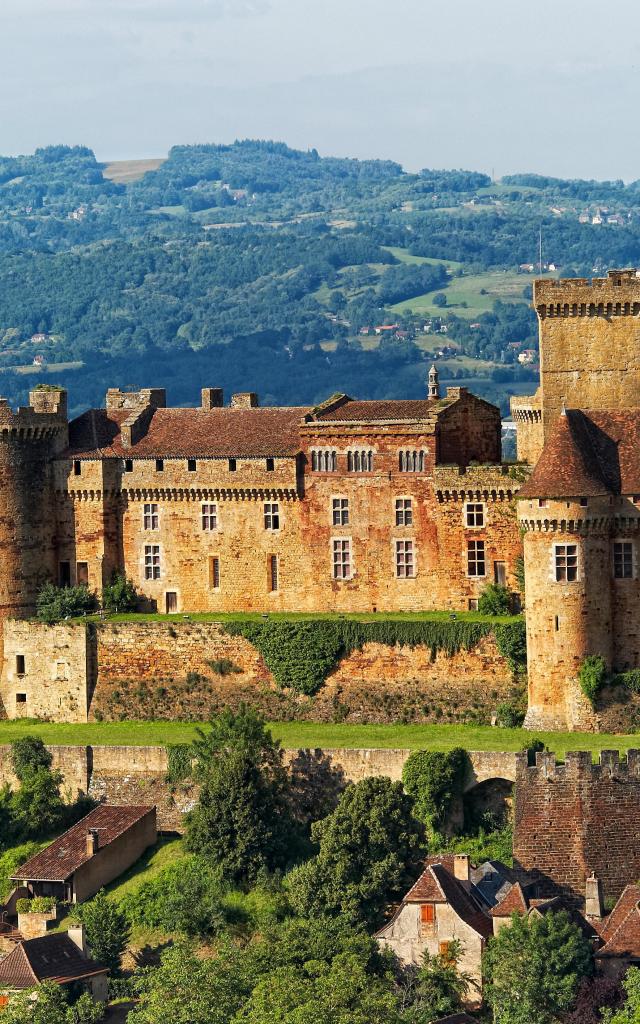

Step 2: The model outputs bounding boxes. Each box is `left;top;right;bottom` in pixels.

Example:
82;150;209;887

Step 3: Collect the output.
398;449;427;473
464;500;485;528
268;554;279;592
466;539;486;578
331;495;350;527
612;538;635;581
552;541;579;583
311;448;338;472
394;538;416;579
346;448;374;473
209;555;221;590
331;536;353;580
143;502;159;531
263;501;281;532
395;496;414;527
143;543;161;581
201;502;218;531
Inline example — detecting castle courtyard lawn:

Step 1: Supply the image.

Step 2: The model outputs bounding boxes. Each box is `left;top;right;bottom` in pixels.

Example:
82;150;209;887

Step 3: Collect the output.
0;719;638;758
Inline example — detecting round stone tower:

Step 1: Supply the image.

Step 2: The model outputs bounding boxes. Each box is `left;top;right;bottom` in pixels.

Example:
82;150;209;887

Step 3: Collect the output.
0;388;68;619
519;494;612;730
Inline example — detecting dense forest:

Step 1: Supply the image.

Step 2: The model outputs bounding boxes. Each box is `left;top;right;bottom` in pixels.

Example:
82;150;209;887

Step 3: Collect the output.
1;141;640;416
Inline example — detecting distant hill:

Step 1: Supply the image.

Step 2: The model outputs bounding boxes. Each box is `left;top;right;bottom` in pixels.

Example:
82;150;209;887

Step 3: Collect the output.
0;139;637;416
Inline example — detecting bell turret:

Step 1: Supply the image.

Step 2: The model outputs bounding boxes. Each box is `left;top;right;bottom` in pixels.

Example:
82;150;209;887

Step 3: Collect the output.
428;364;440;399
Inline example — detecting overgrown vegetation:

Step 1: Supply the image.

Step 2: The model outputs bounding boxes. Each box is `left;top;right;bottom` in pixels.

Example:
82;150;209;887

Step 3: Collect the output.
579;654;608;705
224;617;526;695
36;582;98;623
101;573;139;614
401;748;468;834
15;895;56;914
478;582;512;616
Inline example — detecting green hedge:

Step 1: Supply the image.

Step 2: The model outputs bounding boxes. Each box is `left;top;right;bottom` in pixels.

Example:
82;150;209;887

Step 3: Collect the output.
224;617;526;696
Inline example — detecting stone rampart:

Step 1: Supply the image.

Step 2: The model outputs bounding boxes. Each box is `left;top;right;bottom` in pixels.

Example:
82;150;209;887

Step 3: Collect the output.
0;744;517;833
0;619;517;726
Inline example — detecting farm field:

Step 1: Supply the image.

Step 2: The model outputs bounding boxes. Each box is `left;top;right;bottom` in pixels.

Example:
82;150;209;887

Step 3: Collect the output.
0;718;637;757
391;270;532;318
101;158;165;183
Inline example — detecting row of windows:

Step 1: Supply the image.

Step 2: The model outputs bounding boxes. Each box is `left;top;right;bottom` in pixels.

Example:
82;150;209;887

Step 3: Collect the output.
138;499;487;532
554;541;637;582
311;448;429;474
74;457;277;476
142;539;493;586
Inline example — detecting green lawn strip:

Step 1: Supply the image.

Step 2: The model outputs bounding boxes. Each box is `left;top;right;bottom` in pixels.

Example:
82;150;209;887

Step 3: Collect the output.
0;719;637;757
68;610;521;625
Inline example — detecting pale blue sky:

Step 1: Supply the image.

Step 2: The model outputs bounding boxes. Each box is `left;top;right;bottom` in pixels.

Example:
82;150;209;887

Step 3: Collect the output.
3;0;640;178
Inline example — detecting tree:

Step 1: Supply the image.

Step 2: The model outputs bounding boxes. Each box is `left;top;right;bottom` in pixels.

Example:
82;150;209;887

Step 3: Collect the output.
478;582;512;616
11;737;53;780
10;765;66;839
185;706;299;884
483;910;592;1024
36;583;98;623
397;941;473;1022
1;982;103;1024
101;573;138;613
432;292;447;307
287;776;425;928
122;856;226;938
73;889;129;975
603;967;640;1024
401;748;467;834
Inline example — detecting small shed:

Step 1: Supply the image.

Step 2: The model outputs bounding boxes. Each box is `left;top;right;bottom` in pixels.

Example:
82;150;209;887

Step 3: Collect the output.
11;804;157;903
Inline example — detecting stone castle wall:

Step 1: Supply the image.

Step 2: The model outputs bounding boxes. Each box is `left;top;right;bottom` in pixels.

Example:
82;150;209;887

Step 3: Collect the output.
514;749;640;904
0;619;517;725
0;744;517;832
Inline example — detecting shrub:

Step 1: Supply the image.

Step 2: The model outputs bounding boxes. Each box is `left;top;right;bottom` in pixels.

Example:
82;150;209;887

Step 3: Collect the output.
478;583;512;616
15;896;57;914
494;620;527;673
121;856;226;938
36;582;98;623
72;889;130;975
402;748;468;833
11;736;52;781
205;658;242;676
495;700;525;728
102;573;138;613
166;743;192;784
579;654;608;705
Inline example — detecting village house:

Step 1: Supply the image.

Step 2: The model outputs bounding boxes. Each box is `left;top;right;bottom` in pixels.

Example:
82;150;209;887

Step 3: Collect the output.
10;805;156;904
594;884;640;981
375;855;492;1004
0;925;108;1008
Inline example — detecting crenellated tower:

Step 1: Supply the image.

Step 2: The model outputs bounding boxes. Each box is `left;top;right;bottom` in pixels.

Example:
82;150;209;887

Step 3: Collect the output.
0;387;68;619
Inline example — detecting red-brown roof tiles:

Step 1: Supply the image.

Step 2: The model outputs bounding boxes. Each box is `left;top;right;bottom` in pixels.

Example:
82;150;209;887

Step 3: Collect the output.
314;398;448;421
0;933;107;989
11;805;154;883
66;406;311;459
490;882;529;917
597;885;640;958
519;408;640;499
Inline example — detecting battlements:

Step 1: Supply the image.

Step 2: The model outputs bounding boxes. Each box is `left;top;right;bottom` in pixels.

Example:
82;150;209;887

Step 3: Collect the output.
0;388;68;440
516;748;640;778
534;269;640;315
433;463;524;501
510;393;541;423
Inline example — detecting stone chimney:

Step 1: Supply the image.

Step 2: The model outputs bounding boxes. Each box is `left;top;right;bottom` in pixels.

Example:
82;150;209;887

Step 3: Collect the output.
68;923;89;957
29;386;68;419
106;388;166;411
86;829;99;857
201;387;224;410
585;873;604;919
428;364;440;400
453;854;470;883
231;392;259;408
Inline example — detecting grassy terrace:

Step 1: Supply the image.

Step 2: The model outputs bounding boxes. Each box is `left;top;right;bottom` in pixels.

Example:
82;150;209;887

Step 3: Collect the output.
72;610;520;624
0;719;638;757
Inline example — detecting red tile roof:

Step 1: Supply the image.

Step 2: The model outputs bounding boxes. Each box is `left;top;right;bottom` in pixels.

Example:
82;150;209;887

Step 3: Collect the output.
66;406;311;459
401;857;492;939
597;885;640;958
314;398;449;421
0;933;107;989
519;408;640;499
11;805;154;883
490;882;529;917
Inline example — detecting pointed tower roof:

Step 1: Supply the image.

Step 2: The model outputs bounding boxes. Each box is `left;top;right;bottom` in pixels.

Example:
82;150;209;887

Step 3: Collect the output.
519;409;617;499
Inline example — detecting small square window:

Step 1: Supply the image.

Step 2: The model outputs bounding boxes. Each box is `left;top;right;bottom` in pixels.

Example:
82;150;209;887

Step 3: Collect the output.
332;497;349;526
15;693;26;704
465;502;484;527
266;458;275;472
124;458;133;473
228;458;237;472
155;458;164;472
468;598;479;611
187;458;197;472
73;460;81;476
264;502;280;531
395;498;413;527
467;540;486;577
538;498;548;508
555;543;578;582
16;655;25;676
579;497;588;507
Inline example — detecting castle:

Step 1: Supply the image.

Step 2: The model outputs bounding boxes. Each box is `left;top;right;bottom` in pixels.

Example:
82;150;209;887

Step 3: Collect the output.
1;268;640;729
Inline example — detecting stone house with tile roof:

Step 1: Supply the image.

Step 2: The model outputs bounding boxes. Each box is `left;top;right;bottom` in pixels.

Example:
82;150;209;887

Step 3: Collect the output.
0;925;108;1006
10;804;156;904
375;855;491;1005
595;884;640;981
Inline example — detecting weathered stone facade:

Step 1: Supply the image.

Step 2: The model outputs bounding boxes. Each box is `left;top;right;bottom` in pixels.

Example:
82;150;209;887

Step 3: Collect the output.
514;749;640;905
0;619;516;724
